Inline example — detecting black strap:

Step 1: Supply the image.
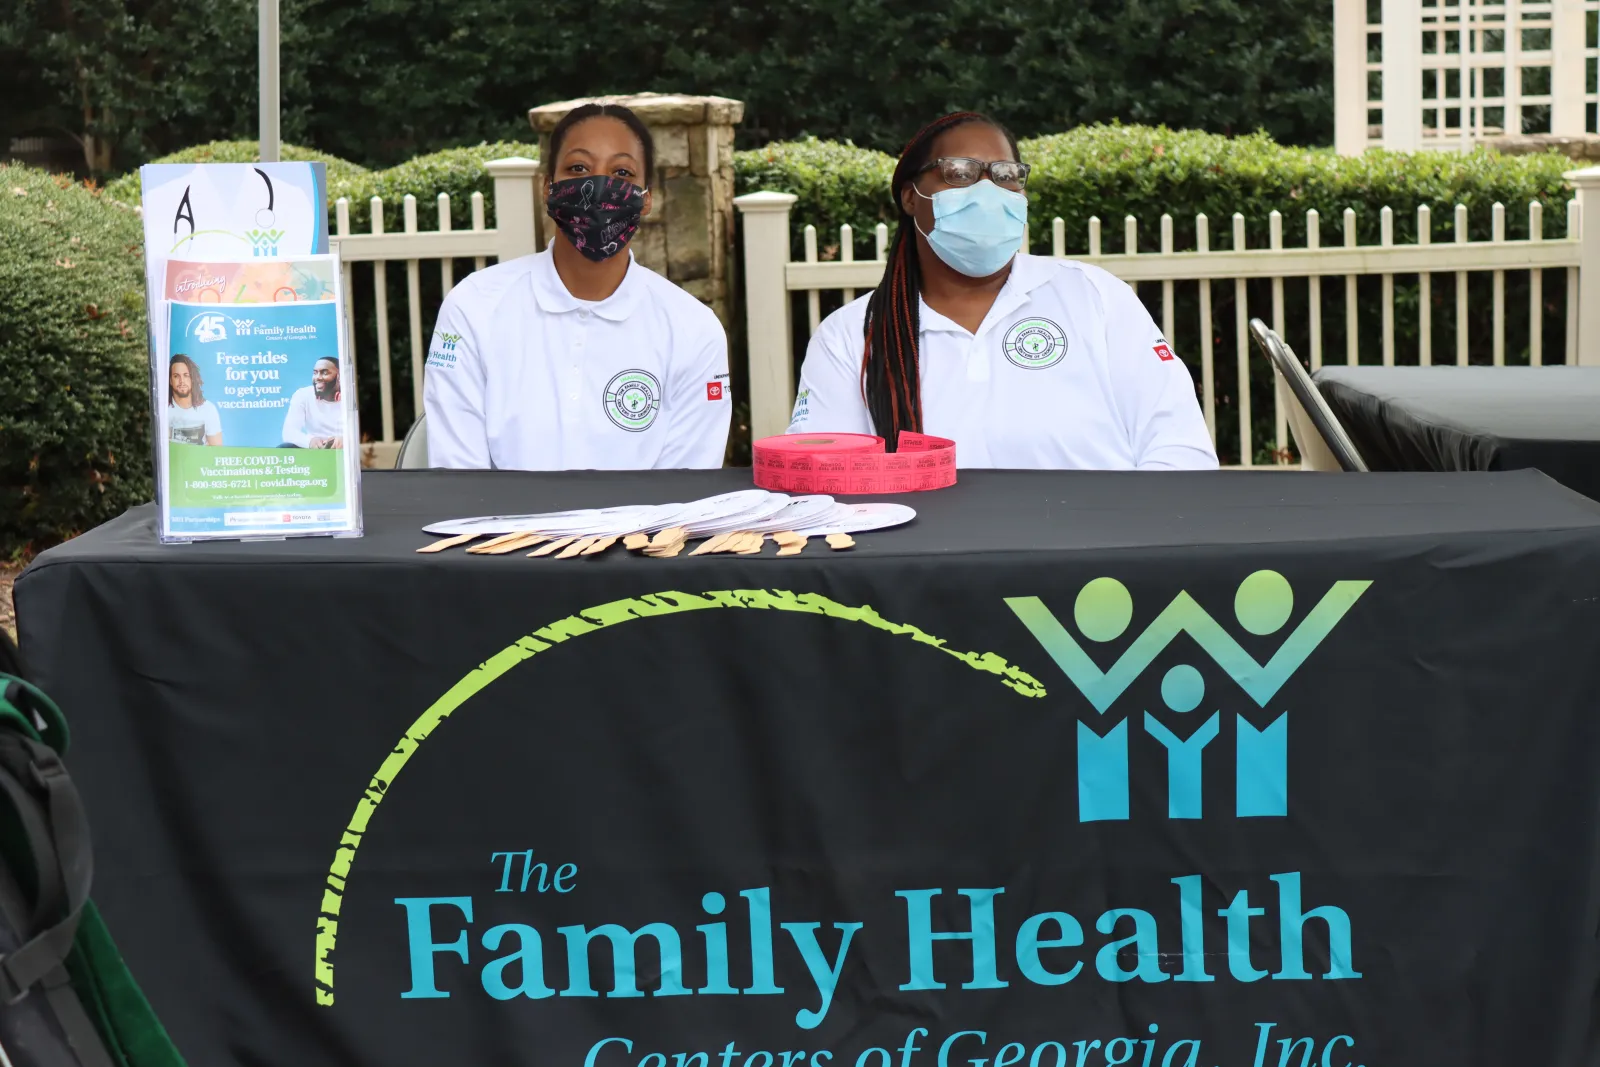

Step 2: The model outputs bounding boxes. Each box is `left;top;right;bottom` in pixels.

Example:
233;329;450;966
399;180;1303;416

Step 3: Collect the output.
42;964;117;1067
0;737;93;1005
0;654;116;1067
0;747;67;941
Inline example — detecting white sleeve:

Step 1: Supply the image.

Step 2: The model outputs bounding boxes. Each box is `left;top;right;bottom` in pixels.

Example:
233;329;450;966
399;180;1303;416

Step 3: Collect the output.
657;318;732;469
203;403;222;438
421;289;491;469
787;308;873;435
1100;275;1219;470
281;390;312;447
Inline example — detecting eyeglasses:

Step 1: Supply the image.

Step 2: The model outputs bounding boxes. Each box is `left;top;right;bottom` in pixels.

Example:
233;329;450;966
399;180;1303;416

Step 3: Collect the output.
916;157;1031;190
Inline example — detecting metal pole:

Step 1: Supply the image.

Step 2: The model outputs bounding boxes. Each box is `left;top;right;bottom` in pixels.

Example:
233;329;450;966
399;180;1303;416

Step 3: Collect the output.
259;0;280;162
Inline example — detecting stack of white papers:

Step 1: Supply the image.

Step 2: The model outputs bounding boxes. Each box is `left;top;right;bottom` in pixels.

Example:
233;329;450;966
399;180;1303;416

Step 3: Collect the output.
422;491;916;539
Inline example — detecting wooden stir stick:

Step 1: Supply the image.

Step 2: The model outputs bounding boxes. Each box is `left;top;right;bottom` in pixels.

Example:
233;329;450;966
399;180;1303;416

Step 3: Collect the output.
417;533;475;553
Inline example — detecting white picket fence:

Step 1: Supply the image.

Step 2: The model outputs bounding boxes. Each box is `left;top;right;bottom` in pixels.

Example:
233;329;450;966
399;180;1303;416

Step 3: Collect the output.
326;157;539;466
736;176;1600;466
302;157;1600;467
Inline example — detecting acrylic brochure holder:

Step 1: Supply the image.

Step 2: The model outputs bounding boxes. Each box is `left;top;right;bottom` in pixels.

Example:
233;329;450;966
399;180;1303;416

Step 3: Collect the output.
139;161;363;543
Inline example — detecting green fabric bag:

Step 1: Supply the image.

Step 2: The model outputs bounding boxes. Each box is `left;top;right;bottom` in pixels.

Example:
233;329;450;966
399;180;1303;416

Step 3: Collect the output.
0;635;186;1067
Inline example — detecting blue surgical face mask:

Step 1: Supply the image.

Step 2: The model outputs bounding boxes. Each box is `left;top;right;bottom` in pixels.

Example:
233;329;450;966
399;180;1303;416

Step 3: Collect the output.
915;179;1028;278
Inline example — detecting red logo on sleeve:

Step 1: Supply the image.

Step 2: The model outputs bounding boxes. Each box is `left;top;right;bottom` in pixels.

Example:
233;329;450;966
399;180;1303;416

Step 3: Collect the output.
1153;342;1176;362
706;382;724;401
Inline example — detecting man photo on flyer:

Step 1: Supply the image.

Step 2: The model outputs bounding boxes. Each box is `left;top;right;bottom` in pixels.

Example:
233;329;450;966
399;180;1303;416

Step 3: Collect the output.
281;356;346;449
168;354;224;446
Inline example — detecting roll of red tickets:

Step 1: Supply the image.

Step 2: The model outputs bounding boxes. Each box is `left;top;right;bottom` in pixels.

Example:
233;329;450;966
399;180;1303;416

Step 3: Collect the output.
752;432;957;494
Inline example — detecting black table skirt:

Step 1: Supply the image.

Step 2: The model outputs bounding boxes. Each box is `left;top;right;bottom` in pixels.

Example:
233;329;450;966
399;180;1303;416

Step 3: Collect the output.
1317;365;1600;500
15;469;1600;1067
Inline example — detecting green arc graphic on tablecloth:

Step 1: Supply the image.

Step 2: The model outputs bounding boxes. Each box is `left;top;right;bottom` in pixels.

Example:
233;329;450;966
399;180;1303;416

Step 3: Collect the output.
312;588;1046;1005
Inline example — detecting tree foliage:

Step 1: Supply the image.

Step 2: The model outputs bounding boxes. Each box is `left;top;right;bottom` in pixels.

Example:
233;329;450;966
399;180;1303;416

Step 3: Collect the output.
4;0;1335;176
739;126;1577;256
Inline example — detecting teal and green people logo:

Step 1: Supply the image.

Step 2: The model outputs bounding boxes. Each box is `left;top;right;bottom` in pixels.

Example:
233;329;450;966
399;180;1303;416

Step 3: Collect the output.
427;333;462;370
604;369;663;432
247;228;286;256
1007;570;1369;821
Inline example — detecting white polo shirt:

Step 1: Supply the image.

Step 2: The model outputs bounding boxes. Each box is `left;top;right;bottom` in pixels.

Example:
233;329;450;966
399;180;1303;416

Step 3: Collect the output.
423;250;731;470
788;254;1218;470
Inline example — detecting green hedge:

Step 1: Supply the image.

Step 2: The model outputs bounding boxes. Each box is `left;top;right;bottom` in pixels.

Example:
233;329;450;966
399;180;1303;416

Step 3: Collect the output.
327;141;540;233
735;138;896;251
736;125;1577;253
119;130;1576;254
1024;125;1574;250
0;164;151;555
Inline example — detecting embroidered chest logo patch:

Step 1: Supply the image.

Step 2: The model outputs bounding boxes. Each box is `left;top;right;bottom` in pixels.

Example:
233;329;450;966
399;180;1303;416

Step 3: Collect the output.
1002;317;1068;370
603;369;662;432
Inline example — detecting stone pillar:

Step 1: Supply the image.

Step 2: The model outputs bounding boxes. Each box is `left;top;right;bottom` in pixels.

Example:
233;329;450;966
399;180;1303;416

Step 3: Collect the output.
528;93;744;327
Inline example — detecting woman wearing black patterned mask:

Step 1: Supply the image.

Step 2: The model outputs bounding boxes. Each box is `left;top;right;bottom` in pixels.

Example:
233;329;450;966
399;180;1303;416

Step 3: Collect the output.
423;102;731;471
543;103;656;298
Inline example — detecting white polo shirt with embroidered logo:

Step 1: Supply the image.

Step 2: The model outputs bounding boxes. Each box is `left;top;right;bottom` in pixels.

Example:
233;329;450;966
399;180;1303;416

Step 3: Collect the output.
788;253;1218;470
423;249;731;470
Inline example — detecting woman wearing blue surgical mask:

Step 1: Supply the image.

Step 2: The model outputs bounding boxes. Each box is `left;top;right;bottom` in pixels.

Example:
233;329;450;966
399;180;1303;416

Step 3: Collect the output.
789;112;1217;470
423;102;731;471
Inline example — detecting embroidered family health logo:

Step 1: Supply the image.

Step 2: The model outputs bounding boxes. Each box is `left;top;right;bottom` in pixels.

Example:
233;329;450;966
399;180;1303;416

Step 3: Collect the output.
1006;570;1369;822
426;333;462;370
1002;317;1068;369
603;369;662;432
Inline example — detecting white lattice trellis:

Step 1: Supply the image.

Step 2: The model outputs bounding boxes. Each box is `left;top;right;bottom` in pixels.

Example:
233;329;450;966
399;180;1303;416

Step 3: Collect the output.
1336;0;1600;153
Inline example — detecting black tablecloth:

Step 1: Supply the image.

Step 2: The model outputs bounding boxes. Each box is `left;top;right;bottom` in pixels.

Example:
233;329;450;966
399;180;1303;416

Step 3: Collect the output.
16;469;1600;1067
1317;365;1600;499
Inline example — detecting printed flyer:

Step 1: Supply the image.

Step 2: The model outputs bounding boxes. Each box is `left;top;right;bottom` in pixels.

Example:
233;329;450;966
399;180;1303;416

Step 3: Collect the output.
158;256;361;540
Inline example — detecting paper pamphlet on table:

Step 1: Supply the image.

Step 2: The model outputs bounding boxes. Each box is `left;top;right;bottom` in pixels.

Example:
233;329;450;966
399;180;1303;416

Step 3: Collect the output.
422;491;917;539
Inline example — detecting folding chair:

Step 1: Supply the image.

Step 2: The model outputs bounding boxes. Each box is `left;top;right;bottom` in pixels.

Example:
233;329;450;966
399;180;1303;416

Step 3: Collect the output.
1248;319;1368;472
394;414;430;470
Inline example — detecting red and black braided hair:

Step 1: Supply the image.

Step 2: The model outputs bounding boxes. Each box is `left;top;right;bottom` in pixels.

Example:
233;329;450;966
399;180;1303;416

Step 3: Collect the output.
862;111;1020;449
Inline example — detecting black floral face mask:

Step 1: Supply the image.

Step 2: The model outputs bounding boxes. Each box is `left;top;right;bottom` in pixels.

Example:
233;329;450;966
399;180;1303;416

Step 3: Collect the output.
545;175;646;262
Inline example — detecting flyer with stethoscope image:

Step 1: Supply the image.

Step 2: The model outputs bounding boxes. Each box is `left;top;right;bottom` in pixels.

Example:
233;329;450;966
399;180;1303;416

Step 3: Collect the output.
139;162;363;542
